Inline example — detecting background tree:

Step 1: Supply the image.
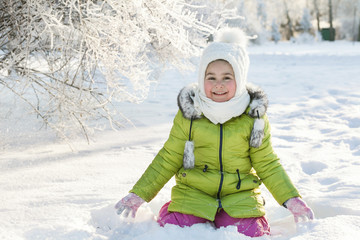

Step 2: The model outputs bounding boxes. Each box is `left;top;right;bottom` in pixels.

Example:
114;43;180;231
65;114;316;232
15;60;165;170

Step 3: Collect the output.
271;18;281;43
313;0;321;32
299;8;313;33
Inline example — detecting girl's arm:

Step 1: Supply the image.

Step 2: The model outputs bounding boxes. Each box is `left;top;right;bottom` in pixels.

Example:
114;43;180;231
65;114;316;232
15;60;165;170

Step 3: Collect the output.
249;115;300;206
129;110;189;202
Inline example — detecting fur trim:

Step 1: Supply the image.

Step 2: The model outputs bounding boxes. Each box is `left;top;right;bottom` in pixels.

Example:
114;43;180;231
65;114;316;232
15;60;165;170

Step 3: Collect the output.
250;118;265;148
183;141;195;169
177;83;202;120
246;82;268;118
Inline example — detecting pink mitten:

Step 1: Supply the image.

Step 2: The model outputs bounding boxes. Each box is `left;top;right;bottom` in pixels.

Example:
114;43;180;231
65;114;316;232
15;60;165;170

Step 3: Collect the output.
115;193;145;218
284;197;314;223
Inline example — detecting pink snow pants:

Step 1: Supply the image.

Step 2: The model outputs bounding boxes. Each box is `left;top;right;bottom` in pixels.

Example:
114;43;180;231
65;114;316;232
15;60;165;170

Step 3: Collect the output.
157;202;270;237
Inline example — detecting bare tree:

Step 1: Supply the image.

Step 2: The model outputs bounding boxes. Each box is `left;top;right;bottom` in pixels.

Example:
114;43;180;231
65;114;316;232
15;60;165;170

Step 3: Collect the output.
313;0;321;32
282;0;294;40
271;18;281;43
0;0;225;142
328;0;335;40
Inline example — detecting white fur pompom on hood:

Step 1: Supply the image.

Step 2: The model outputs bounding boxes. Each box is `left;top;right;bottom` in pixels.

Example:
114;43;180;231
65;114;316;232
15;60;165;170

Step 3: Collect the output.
214;28;249;48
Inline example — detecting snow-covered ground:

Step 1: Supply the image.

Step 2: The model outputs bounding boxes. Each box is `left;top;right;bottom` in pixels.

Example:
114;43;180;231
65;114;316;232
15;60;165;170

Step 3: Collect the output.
1;41;360;240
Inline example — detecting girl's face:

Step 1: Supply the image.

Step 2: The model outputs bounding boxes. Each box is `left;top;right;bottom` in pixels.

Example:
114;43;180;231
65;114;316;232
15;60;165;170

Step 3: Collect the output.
204;60;236;102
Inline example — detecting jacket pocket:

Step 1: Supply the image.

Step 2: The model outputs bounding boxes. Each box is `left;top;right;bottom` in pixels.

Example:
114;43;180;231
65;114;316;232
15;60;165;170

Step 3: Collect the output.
222;172;261;195
176;167;219;197
238;174;261;191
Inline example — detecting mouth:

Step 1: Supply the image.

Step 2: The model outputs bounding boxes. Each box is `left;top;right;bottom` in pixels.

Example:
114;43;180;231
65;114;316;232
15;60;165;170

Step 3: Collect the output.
213;91;228;96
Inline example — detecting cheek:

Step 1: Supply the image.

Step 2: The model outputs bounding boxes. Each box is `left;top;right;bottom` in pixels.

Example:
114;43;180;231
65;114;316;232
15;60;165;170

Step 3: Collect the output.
204;81;213;97
227;81;237;95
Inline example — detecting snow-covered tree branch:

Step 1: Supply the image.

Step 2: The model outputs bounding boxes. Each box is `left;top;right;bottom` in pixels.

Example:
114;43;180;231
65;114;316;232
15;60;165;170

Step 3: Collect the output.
0;0;227;141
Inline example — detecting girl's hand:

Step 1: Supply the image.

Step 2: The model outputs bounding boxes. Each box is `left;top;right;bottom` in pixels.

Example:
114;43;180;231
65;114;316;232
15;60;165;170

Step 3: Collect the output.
284;197;315;223
115;193;145;218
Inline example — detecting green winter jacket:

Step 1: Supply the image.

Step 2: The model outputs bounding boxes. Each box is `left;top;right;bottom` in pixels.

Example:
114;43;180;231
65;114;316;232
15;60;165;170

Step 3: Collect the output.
130;84;300;221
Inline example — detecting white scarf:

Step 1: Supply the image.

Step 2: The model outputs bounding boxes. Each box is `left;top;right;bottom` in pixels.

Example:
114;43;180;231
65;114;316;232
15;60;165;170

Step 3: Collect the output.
193;87;250;124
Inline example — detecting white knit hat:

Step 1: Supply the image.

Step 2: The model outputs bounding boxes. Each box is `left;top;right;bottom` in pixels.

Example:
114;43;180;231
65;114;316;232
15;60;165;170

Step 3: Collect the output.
198;28;250;97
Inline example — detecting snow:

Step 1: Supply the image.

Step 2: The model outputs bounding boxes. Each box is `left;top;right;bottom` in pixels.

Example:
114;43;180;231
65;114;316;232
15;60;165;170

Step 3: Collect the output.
1;41;360;239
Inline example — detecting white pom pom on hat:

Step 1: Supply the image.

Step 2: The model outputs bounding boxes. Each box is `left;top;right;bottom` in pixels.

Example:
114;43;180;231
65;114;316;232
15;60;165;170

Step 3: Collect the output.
198;28;250;97
214;27;249;48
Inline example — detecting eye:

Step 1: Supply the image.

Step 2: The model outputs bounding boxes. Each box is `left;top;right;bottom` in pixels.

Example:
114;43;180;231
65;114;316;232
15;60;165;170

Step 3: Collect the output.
206;77;216;81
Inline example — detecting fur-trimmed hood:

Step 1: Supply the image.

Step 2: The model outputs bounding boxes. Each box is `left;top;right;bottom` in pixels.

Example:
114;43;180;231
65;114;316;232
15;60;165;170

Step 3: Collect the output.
177;83;269;148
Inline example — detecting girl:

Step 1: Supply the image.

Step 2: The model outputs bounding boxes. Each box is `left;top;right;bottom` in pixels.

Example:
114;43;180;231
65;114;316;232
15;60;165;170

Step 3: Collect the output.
115;28;314;237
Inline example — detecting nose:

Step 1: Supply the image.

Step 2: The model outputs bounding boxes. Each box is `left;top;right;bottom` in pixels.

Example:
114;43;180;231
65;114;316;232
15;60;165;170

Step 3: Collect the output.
214;80;225;88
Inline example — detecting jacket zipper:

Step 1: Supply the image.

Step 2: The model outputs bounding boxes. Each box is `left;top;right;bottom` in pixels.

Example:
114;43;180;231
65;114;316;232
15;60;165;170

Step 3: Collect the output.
216;124;224;208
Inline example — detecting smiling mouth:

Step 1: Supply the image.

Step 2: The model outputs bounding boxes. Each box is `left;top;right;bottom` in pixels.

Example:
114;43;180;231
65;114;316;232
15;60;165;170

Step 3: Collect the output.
213;92;227;95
